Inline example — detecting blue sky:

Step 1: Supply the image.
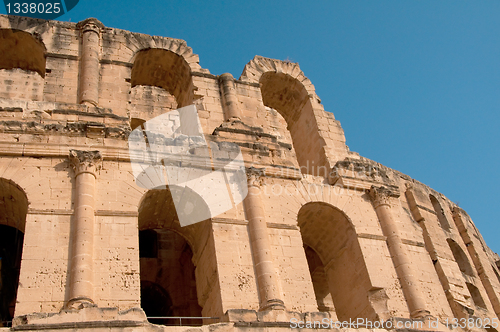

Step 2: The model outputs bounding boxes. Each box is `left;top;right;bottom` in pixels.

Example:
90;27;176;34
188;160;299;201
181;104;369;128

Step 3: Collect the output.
2;1;499;253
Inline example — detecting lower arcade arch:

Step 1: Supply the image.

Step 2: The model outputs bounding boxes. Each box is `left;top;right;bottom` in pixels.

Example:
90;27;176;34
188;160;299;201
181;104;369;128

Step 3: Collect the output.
0;179;28;326
298;202;388;321
138;187;206;326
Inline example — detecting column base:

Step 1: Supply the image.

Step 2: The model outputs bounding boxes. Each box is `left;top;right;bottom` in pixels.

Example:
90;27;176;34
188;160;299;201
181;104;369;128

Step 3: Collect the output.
80;100;98;107
259;299;286;311
224;308;333;324
410;308;432;319
66;297;96;310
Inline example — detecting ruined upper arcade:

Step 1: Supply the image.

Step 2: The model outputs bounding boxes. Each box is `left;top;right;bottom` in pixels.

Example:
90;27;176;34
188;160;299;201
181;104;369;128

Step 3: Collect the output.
0;14;499;332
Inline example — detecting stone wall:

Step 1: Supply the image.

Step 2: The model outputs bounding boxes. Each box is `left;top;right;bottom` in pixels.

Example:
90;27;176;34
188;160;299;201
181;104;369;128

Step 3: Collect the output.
0;14;498;332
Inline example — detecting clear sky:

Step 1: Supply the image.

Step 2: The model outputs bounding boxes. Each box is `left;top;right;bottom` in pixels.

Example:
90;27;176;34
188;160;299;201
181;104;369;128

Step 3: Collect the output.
2;1;499;253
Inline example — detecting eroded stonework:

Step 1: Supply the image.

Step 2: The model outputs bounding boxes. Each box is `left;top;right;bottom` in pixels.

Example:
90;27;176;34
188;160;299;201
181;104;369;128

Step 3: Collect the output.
0;14;499;332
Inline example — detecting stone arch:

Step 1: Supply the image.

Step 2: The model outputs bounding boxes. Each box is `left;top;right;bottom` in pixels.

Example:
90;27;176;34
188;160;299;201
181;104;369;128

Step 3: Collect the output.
240;56;330;176
491;265;500;285
430;194;452;232
303;245;335;313
447;238;475;277
0;29;46;77
298;202;388;321
138;187;208;325
0;178;28;326
127;36;205;74
131;48;194;108
465;282;487;309
0;29;46;102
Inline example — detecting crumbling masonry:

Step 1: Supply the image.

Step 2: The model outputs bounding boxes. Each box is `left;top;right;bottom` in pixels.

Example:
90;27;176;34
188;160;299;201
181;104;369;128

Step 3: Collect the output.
0;14;499;332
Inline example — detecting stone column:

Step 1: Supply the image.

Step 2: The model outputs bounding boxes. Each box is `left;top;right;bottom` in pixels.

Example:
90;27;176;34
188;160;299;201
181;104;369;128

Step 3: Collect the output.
67;150;102;309
243;169;285;311
219;73;242;121
369;186;430;319
77;18;104;107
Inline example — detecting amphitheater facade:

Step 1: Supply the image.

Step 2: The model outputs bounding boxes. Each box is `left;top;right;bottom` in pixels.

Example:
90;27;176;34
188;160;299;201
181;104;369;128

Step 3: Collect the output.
0;14;499;332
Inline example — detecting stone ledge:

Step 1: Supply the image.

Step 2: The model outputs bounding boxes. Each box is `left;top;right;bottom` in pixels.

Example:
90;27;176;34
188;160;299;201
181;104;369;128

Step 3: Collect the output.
12;307;147;329
11;320;146;331
224;308;330;325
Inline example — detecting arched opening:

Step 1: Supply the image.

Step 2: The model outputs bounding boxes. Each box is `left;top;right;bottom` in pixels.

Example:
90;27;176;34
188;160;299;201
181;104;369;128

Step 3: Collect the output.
430;195;451;232
0;226;23;327
260;73;328;176
298;202;387;321
447;239;475;277
138;187;203;326
131;48;194;108
0;179;28;326
465;282;487;309
0;29;46;77
304;245;334;313
0;29;46;101
492;265;500;284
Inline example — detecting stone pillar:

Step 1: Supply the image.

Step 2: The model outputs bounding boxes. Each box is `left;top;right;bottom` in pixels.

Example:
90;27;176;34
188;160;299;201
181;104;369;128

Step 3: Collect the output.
77;18;104;107
67;150;102;309
243;169;285;311
219;73;241;121
369;186;430;319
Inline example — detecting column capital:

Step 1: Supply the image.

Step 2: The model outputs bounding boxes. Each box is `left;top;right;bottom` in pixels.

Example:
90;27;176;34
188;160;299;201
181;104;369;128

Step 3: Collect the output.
69;150;102;176
369;185;400;208
246;167;265;188
76;18;105;35
219;72;235;83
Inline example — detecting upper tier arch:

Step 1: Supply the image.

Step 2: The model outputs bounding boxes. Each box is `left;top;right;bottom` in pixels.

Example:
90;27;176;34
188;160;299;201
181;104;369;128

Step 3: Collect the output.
127;34;208;74
130;48;194;107
239;55;319;102
239;56;333;176
0;28;46;77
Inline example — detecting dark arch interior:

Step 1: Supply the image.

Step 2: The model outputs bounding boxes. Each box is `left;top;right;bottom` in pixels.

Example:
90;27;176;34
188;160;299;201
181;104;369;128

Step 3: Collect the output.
447;238;475;277
138;188;203;326
0;29;46;77
465;282;487;309
140;281;173;325
139;229;202;326
0;178;28;327
430;195;451;232
0;225;23;327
